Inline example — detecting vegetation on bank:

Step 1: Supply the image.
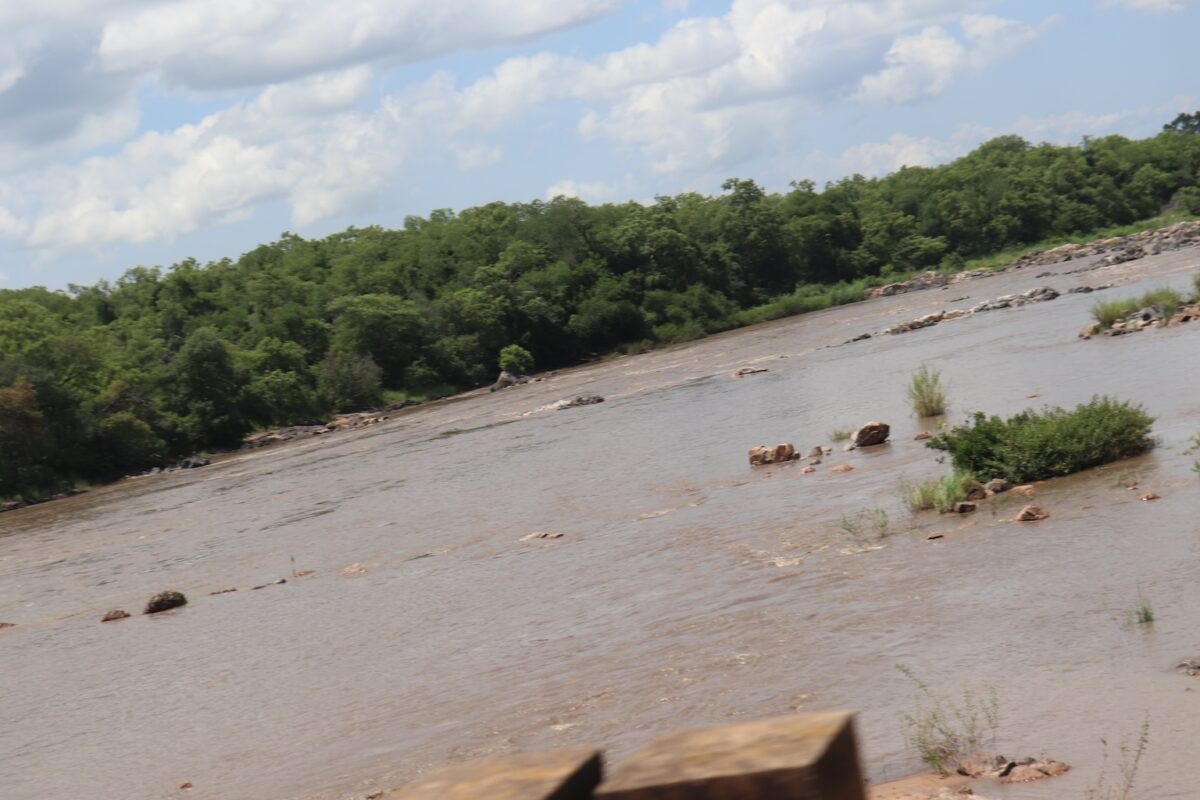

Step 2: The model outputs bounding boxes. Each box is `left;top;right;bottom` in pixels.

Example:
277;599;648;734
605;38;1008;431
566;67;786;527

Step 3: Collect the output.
1091;287;1185;328
926;398;1155;484
4;123;1200;500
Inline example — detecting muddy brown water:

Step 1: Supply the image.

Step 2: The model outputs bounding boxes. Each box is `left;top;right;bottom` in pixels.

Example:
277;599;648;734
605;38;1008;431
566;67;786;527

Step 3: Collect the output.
3;250;1199;800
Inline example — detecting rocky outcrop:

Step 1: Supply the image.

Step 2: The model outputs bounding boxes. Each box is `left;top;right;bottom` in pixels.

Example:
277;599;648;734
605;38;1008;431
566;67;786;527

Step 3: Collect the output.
748;443;798;466
886;312;944;335
851;421;890;448
956;753;1070;783
971;286;1058;313
1009;219;1200;270
866;271;949;298
877;286;1060;337
557;395;605;410
144;591;187;614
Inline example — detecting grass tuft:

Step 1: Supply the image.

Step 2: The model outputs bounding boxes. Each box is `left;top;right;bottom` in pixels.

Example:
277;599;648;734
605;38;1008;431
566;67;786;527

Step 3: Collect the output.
907;364;947;418
905;470;977;513
829;427;852;442
1087;715;1150;800
1132;597;1154;626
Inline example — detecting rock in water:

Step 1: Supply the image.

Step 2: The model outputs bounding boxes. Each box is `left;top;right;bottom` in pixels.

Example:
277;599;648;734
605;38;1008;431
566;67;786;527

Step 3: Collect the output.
747;443;797;466
1015;504;1049;522
852;421;890;447
143;591;187;614
490;370;518;392
101;609;131;622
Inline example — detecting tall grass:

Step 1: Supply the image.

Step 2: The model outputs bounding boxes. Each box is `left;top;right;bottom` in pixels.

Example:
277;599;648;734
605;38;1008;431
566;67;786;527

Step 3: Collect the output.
905;470;977;513
897;664;1000;776
1091;287;1183;328
1087;715;1150;800
907;364;947;418
928;397;1155;483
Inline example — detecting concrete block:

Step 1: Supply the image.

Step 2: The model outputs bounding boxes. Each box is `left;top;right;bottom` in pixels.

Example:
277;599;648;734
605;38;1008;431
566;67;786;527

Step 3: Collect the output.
387;747;603;800
596;711;865;800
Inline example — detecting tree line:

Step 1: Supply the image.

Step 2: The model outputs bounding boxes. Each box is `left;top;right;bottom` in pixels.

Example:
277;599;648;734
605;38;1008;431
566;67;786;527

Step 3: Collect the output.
4;126;1200;499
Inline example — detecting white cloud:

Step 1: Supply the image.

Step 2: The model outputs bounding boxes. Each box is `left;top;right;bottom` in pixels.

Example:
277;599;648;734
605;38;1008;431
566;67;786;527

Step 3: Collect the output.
1101;0;1192;10
0;0;616;175
544;179;619;202
20;67;416;250
97;0;618;90
854;14;1049;104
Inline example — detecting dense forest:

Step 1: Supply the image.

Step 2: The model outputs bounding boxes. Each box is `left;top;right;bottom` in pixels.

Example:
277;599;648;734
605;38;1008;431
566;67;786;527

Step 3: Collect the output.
4;125;1200;500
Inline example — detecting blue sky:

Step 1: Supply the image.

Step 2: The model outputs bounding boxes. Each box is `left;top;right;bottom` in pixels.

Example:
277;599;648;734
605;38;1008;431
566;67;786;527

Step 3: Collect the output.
1;0;1197;290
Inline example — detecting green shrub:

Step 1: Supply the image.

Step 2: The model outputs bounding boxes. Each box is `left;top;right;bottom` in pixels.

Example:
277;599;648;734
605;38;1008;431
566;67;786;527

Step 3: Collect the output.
498;344;534;375
928;397;1154;483
829;427;852;442
95;412;166;475
907;364;947;418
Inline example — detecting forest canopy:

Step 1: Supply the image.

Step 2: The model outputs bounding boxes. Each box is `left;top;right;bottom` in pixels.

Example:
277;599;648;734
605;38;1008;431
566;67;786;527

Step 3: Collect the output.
4;126;1200;499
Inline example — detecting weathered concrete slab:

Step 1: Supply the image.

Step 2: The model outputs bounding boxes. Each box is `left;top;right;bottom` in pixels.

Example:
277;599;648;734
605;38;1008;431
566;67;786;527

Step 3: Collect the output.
386;747;603;800
596;711;865;800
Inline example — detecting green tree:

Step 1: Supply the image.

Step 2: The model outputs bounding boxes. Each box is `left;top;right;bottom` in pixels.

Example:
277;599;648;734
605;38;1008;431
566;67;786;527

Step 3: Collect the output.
1163;111;1200;134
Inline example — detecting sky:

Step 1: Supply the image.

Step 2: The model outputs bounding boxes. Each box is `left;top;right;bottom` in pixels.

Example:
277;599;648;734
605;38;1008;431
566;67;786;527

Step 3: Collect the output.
2;0;1199;290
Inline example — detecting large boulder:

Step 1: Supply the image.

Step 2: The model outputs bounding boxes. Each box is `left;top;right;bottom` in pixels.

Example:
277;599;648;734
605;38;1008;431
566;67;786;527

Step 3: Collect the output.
851;421;890;448
747;443;797;466
144;590;187;614
489;371;519;392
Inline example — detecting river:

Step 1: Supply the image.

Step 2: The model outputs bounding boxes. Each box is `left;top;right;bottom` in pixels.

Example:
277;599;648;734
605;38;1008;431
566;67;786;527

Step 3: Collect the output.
2;247;1199;800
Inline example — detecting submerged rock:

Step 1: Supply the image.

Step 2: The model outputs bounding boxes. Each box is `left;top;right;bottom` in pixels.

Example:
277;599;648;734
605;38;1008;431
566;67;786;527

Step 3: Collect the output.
101;609;130;622
731;366;769;378
144;591;187;614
